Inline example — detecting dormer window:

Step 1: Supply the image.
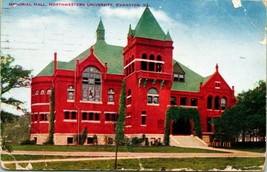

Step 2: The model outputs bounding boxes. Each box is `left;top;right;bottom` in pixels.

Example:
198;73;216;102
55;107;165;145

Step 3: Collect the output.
173;62;185;82
173;73;185;82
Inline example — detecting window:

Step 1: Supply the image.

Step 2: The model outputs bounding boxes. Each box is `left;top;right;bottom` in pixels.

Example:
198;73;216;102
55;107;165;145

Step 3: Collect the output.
35;90;39;95
141;53;147;70
46;89;51;95
214;96;220;110
141;111;146;125
64;111;77;120
105;113;117;121
180;97;187;105
215;81;221;89
87;137;94;144
67;86;74;100
40;90;45;95
207;95;212;109
170;97;176;105
149;55;154;71
67;137;73;144
190;98;198;106
156;55;162;72
87;112;100;121
82;112;87;120
40;113;48;121
108;89;114;103
173;73;185;82
221;97;227;110
127;89;131;105
82;66;102;101
147;88;159;105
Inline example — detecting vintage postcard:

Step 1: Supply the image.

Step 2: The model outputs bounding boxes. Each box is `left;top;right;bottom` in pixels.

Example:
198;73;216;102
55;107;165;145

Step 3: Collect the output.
1;0;266;171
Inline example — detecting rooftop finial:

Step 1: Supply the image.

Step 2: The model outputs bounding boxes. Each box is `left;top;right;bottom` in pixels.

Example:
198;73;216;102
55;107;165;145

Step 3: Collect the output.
90;46;94;54
216;63;219;72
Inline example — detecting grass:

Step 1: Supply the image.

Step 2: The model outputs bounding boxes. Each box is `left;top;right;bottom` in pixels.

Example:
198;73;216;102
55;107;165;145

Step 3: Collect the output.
12;145;227;153
1;154;93;161
230;146;266;153
3;157;264;171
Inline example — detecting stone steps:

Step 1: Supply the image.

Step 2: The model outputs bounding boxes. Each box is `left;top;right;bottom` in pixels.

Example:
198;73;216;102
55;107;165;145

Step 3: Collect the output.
170;135;208;148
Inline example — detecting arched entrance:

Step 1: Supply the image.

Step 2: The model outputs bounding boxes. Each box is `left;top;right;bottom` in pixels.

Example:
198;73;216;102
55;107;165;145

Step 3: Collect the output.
172;118;191;135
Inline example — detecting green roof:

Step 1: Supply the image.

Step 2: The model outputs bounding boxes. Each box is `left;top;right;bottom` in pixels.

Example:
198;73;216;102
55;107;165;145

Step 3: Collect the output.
171;60;205;92
37;40;124;76
37;61;67;76
130;7;172;41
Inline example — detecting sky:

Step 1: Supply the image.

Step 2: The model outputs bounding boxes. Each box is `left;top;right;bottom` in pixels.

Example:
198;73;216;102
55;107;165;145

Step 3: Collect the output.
1;0;266;114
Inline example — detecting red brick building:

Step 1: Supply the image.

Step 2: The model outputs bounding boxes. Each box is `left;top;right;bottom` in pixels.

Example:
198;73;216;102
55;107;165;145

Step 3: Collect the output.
30;7;236;145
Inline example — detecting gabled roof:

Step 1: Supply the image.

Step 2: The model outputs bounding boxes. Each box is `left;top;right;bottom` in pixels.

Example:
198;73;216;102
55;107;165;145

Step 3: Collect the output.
37;61;67;76
129;7;172;41
171;60;205;92
55;40;124;75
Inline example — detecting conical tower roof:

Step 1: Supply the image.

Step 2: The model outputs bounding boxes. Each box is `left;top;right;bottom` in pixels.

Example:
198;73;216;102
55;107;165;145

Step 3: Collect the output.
133;7;168;41
96;19;105;41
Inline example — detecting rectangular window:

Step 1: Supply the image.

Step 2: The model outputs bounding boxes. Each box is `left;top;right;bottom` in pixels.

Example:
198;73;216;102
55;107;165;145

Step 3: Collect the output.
64;112;70;119
67;137;73;144
71;112;76;119
215;81;221;89
87;137;94;144
147;96;152;103
180;97;187;105
141;116;146;125
95;113;100;120
141;111;146;125
171;97;176;105
190;98;198;106
82;112;87;120
89;113;94;120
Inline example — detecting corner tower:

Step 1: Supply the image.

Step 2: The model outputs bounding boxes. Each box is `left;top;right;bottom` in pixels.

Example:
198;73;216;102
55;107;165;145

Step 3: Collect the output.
123;7;174;136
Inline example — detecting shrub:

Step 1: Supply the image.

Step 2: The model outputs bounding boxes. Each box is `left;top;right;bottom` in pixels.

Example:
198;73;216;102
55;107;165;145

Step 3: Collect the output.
20;139;36;145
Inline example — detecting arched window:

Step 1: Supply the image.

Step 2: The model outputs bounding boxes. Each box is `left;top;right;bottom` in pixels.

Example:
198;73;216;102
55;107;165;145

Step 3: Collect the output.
207;95;212;109
149;54;154;71
35;90;39;95
40;90;45;95
141;53;147;70
147;88;159;104
214;96;220;110
46;89;51;102
82;66;102;101
156;55;162;72
46;89;51;95
67;86;74;100
221;97;227;110
127;89;131;105
108;88;114;103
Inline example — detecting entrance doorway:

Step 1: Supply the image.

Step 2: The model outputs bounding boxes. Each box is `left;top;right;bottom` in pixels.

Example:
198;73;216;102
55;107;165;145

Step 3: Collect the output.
172;118;191;135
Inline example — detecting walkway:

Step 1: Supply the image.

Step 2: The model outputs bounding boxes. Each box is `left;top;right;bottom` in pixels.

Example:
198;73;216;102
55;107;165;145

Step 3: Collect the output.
1;148;265;165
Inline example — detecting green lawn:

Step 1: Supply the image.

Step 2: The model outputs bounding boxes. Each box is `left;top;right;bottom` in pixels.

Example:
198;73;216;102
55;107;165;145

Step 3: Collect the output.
12;145;227;153
3;157;264;171
1;154;94;161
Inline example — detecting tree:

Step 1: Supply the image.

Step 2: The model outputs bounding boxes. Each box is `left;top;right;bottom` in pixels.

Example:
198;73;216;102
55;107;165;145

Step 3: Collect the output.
1;55;31;109
114;79;126;169
1;113;31;144
214;80;266;142
45;87;55;144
